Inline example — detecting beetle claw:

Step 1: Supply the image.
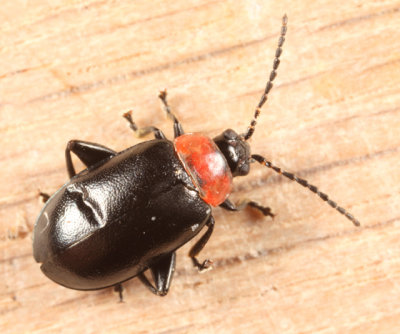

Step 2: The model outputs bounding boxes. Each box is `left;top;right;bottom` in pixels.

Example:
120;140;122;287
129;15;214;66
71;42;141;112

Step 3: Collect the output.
38;190;50;203
198;259;213;273
260;207;275;218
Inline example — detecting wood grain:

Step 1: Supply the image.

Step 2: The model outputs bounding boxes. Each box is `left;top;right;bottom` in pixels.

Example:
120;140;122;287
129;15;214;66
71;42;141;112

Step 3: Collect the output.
1;0;399;333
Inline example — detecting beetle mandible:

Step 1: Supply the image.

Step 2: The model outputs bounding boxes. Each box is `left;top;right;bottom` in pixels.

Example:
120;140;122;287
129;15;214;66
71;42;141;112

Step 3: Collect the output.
33;15;360;299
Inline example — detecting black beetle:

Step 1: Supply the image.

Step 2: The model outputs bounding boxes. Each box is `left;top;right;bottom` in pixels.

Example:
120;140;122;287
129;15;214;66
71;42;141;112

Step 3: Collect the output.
33;15;360;298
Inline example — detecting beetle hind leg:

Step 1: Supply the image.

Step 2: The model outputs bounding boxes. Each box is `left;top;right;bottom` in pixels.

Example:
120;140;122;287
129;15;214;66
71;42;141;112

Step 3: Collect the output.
220;198;275;218
113;283;124;302
158;89;184;138
66;140;117;178
138;252;176;296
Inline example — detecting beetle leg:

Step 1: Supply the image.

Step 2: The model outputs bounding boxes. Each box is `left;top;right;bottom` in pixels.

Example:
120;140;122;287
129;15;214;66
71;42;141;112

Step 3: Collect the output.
189;216;215;272
220;198;275;218
65;140;117;178
38;191;50;203
123;111;166;140
158;89;184;138
113;283;124;302
138;252;176;296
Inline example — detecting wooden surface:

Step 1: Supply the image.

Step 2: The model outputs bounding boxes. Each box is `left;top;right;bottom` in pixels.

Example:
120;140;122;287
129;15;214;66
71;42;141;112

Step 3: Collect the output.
1;1;399;333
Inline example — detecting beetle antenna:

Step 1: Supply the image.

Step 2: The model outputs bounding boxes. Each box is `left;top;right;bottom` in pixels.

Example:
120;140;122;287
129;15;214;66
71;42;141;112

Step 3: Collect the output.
251;154;360;226
243;14;288;141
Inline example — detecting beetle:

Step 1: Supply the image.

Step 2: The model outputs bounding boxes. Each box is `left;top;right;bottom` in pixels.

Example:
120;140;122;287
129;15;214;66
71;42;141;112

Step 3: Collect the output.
33;15;360;299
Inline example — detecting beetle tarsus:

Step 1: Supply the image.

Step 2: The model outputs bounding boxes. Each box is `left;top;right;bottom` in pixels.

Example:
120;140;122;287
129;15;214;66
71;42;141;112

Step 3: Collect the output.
38;191;50;203
123;110;166;140
192;258;213;273
189;217;215;272
249;202;275;218
138;273;169;297
220;198;275;218
136;252;176;296
158;89;184;138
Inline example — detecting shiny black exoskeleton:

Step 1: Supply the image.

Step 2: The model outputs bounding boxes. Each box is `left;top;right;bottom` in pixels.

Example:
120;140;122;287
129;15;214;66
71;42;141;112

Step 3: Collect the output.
33;16;360;298
34;139;209;293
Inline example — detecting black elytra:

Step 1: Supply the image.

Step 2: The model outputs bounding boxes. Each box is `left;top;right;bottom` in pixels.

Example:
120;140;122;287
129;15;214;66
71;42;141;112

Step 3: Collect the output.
33;15;360;299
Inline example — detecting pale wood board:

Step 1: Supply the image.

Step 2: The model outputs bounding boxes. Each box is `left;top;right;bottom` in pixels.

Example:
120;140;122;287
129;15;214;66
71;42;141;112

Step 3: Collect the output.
1;0;400;333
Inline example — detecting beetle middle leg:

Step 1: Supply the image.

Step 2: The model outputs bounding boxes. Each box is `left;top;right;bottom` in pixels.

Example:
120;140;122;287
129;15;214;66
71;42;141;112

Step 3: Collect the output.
158;89;184;138
189;216;215;272
123;111;166;140
137;252;176;296
220;198;275;218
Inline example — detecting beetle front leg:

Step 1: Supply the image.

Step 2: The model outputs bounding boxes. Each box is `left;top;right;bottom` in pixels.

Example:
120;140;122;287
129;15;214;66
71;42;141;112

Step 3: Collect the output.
189;216;215;272
123;111;166;140
158;89;184;138
138;252;176;297
220;198;275;218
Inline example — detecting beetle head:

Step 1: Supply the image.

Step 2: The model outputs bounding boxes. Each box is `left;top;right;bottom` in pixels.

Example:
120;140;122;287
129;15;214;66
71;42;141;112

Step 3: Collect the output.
213;129;251;177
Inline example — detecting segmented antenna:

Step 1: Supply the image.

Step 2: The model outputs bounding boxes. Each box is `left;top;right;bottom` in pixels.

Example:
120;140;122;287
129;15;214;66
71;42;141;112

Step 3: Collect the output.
243;14;288;141
251;154;360;226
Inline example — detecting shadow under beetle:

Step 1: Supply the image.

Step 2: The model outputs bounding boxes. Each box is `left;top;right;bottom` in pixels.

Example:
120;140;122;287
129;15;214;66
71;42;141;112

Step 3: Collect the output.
33;15;360;299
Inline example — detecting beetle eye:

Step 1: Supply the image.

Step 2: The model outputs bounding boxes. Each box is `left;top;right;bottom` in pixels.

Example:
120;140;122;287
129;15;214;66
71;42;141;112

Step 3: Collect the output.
223;129;237;140
238;161;250;175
